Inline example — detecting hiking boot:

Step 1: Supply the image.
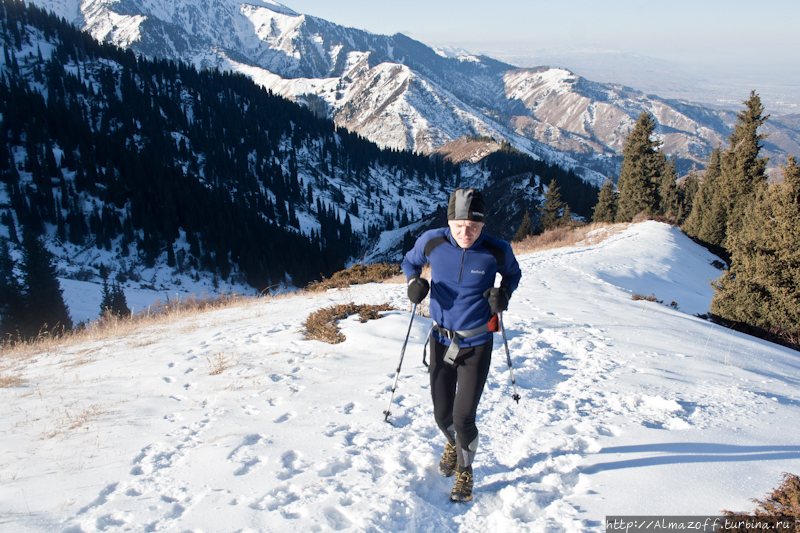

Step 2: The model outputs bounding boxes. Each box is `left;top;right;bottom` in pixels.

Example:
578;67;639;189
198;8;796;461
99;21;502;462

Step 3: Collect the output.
439;441;458;477
450;467;473;502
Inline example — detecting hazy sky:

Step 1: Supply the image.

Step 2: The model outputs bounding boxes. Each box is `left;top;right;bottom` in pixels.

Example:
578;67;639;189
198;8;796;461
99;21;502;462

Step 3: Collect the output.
280;0;799;69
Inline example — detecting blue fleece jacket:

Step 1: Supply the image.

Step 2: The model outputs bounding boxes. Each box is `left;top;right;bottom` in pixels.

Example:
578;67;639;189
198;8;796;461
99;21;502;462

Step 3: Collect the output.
401;227;522;348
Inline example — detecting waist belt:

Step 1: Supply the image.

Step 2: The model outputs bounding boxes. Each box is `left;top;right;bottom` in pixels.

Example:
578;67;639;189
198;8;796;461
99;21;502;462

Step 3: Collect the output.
425;321;492;366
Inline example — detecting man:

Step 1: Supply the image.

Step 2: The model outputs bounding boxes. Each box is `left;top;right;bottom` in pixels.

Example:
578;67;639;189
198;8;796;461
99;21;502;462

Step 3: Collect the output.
401;188;522;502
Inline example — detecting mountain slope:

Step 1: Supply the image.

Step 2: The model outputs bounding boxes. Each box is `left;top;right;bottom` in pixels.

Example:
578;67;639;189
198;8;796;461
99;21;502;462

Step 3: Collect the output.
0;3;491;320
3;221;800;532
27;0;800;177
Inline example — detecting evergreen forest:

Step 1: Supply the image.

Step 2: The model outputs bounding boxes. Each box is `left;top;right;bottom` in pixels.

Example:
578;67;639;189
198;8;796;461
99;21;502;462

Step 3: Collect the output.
0;0;465;336
597;95;800;348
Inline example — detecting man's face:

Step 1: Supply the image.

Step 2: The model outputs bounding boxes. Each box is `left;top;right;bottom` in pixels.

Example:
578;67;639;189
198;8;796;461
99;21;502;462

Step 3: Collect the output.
448;220;485;249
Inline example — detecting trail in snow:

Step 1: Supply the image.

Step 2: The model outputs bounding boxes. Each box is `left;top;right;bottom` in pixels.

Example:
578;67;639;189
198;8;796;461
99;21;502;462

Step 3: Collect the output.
2;222;800;533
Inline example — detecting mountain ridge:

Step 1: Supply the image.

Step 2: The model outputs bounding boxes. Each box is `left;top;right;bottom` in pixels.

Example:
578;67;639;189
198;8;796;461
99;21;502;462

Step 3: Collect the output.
28;0;799;178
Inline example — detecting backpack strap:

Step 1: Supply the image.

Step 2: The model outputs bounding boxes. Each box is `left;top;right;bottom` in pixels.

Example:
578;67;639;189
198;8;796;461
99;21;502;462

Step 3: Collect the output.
480;239;505;268
424;236;449;258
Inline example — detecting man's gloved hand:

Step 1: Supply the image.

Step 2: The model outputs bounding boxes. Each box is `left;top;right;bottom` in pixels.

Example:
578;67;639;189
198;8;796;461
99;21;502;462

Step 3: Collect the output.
407;275;430;304
483;284;511;314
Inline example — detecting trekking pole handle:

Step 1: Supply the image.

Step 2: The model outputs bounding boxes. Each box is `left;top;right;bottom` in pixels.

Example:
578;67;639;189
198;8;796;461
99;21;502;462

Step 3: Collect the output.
500;312;521;404
384;303;417;422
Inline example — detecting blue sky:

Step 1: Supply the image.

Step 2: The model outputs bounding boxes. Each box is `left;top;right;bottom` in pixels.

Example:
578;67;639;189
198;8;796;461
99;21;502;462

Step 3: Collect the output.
280;0;798;69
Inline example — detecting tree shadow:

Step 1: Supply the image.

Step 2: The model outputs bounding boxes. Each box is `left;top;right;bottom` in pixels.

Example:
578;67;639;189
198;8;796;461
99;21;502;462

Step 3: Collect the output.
581;443;800;475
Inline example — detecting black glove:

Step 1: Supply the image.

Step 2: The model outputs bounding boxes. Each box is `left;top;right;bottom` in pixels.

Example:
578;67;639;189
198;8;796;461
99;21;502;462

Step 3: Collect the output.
483;284;511;314
407;276;430;304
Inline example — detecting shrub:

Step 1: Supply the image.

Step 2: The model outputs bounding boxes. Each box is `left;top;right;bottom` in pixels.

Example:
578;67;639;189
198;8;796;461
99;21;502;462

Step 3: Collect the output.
632;293;663;304
303;302;394;343
511;222;628;256
722;473;800;532
305;263;401;293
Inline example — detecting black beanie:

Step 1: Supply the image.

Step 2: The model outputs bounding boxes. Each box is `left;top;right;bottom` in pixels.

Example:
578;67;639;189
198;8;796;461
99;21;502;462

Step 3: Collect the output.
447;188;486;222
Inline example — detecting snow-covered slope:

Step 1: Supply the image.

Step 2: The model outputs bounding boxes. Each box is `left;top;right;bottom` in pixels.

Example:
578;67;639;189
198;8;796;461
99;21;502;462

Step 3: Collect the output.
4;221;800;532
31;0;799;179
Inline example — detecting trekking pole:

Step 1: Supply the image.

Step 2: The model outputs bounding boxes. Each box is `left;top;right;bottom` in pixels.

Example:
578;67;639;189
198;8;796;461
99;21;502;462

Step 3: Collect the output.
383;303;417;423
499;312;521;403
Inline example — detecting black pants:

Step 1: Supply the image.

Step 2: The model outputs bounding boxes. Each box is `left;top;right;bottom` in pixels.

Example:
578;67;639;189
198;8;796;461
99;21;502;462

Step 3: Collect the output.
429;336;492;446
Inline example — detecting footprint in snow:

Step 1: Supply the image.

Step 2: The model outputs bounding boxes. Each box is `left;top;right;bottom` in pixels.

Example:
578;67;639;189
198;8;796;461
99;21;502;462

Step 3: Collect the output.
274;412;294;423
323;506;352;531
318;457;352;477
250;485;299;512
229;436;268;480
277;450;304;480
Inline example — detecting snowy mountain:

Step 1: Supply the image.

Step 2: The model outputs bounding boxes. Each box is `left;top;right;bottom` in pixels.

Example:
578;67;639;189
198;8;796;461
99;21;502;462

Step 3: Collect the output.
27;0;800;177
0;5;506;327
5;4;595;334
4;221;800;531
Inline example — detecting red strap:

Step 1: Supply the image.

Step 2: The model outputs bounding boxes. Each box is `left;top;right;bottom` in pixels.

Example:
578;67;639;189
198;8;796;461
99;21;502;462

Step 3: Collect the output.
488;314;499;332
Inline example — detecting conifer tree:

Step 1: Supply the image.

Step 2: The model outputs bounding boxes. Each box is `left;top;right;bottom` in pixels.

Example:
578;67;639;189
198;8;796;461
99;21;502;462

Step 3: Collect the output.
592;178;618;223
719;91;769;247
539;179;566;231
710;156;800;341
676;171;700;224
659;159;679;221
513;210;534;241
562;204;573;226
111;281;130;317
99;277;113;315
684;93;768;251
683;147;726;246
19;230;72;337
615;112;664;221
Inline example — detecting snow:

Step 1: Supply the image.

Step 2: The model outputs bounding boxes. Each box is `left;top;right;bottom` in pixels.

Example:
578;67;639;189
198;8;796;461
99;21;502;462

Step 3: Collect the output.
3;221;800;532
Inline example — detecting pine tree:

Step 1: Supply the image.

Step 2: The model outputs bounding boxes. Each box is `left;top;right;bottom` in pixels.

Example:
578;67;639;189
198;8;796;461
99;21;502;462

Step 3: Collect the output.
659;159;679;221
676;171;700;224
539;179;566;231
683;147;726;246
19;230;72;337
99;277;113;316
111;281;130;317
513;210;534;241
562;204;573;226
592;178;618;223
615;112;664;221
719;91;769;247
710;156;800;341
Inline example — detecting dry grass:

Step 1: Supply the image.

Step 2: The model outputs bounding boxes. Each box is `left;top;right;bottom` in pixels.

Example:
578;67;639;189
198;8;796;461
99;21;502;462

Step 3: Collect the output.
40;402;108;440
303;302;395;344
511;222;630;256
0;372;23;388
632;293;663;303
0;292;260;361
633;294;680;310
206;351;238;375
305;263;402;292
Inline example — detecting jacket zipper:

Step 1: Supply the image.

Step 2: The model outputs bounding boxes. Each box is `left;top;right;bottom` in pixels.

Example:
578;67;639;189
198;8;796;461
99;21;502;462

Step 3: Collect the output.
458;248;466;283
